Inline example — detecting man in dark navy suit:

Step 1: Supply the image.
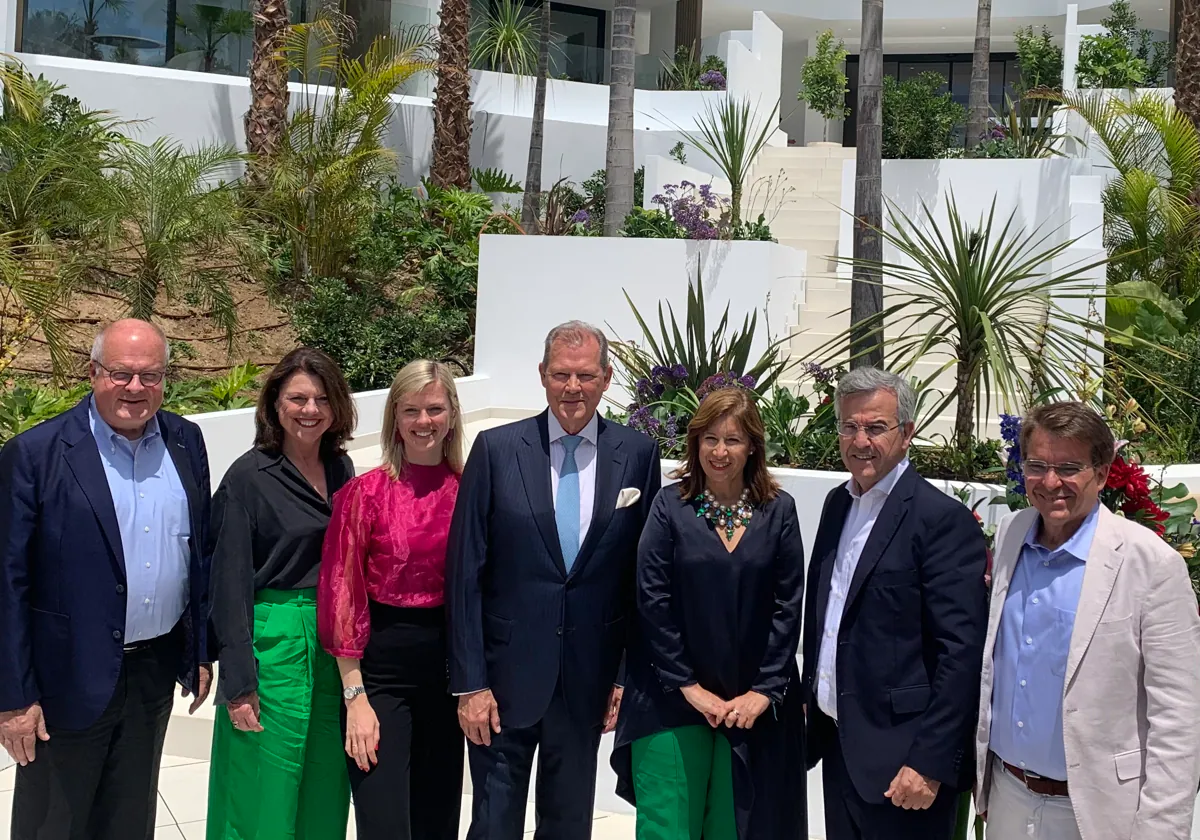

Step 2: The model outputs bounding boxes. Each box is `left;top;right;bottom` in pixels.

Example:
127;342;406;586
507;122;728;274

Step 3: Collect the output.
0;319;213;840
447;320;661;840
801;367;988;840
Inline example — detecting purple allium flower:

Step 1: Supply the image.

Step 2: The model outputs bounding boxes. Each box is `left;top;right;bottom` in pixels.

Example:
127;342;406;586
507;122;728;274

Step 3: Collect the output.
696;370;753;402
671;364;688;382
803;361;835;385
698;69;726;90
739;374;756;389
570;209;590;224
999;413;1026;496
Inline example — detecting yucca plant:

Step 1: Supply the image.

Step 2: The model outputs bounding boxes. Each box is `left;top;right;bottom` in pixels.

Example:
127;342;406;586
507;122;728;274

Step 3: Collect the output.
670;97;780;228
261;13;436;282
470;0;540;76
1036;89;1200;302
814;193;1175;470
609;269;789;397
93;138;250;340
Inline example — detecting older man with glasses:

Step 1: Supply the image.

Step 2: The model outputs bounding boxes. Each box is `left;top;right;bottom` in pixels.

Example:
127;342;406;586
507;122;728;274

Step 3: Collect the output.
0;318;213;840
973;401;1200;840
801;367;990;840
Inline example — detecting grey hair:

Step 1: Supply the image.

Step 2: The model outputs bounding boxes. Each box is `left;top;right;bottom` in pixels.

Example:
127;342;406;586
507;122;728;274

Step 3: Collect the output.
90;320;171;366
542;320;609;369
834;367;916;426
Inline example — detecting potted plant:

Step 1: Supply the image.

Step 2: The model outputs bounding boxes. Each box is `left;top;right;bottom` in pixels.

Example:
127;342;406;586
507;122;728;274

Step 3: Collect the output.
798;29;851;146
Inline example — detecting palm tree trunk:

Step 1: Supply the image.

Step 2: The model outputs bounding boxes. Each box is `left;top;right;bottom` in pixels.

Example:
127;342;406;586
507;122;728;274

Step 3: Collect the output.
430;0;473;190
965;0;992;150
604;0;636;236
954;356;977;469
851;0;884;370
165;0;178;61
1176;0;1200;144
244;0;291;189
521;0;552;233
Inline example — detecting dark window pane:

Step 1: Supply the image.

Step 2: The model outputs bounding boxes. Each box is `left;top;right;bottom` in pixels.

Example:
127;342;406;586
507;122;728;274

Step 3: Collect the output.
951;61;971;105
883;60;898;79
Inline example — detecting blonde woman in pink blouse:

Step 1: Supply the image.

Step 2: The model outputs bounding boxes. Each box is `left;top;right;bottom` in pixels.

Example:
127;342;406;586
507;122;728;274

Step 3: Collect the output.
318;360;464;840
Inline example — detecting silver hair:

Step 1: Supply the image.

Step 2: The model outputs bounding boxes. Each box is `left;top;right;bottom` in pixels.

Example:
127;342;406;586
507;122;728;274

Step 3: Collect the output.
834;367;916;426
90;320;171;366
542;320;609;369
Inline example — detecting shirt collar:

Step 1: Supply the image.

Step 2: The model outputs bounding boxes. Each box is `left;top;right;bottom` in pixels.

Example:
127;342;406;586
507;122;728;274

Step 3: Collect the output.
89;394;160;451
847;457;909;501
547;410;598;447
1025;502;1101;562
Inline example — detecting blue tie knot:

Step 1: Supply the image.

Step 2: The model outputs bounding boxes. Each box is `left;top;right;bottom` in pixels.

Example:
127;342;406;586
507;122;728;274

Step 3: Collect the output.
562;434;582;454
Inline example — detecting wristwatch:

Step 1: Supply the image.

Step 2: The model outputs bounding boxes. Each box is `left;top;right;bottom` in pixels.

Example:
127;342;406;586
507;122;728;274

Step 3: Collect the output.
343;685;366;702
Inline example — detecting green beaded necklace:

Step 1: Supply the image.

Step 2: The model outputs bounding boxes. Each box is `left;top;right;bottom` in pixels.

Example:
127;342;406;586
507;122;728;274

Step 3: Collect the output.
695;488;753;540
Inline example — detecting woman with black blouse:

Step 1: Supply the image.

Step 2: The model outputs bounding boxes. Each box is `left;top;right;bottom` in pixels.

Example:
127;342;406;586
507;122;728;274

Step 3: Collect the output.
612;386;807;840
206;347;357;840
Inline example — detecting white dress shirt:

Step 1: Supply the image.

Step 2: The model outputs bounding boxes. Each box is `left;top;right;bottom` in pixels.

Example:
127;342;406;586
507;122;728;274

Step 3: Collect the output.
547;411;598;546
815;458;910;721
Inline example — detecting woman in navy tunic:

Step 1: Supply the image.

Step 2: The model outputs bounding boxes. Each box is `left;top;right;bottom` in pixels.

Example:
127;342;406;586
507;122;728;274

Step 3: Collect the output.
612;386;807;839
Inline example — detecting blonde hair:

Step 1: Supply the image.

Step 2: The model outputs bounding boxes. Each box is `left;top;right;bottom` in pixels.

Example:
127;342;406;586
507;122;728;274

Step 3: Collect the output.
380;360;465;478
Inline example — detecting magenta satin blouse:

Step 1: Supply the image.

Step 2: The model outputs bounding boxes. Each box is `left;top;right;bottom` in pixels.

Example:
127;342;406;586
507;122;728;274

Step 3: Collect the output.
318;462;459;658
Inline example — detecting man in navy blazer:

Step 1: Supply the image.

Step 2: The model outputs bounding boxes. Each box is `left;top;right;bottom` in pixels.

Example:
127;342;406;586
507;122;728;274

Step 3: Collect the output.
801;367;989;840
447;320;661;840
0;319;213;840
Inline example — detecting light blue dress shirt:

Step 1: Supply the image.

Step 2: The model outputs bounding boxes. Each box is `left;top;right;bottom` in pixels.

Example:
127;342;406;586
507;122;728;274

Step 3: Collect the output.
989;503;1100;781
89;398;191;644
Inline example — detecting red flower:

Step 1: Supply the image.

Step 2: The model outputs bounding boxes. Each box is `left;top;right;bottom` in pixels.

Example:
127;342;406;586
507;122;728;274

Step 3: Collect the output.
1106;455;1151;499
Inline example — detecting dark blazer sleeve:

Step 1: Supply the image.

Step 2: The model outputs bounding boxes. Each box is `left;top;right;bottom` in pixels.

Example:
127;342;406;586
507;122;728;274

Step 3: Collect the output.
636;491;696;691
446;431;493;695
905;497;989;784
751;500;805;703
0;436;39;713
192;424;214;664
616;441;663;688
208;479;258;704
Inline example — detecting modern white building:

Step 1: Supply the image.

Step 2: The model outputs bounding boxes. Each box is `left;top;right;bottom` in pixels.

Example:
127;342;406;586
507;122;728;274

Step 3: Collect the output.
0;0;1177;148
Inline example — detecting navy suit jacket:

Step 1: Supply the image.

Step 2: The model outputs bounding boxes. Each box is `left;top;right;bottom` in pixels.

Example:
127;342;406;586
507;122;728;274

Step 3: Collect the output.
446;411;661;730
0;399;212;731
800;466;989;802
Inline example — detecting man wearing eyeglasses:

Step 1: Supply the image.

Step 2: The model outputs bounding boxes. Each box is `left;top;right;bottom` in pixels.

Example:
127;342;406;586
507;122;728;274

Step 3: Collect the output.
0;319;213;840
801;367;989;840
973;401;1200;840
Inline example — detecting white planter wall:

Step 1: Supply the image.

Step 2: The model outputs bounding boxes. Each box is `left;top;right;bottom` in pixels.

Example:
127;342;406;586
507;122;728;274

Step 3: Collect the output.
473;236;807;413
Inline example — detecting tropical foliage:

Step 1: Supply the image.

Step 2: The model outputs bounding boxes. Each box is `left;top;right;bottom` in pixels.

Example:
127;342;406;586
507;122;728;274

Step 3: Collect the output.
470;0;541;76
798;30;851;141
881;73;966;159
1076;0;1171;89
1013;25;1063;91
657;45;728;92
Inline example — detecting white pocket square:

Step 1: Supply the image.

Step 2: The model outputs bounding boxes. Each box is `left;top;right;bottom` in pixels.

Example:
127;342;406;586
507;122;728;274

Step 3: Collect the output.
615;488;641;509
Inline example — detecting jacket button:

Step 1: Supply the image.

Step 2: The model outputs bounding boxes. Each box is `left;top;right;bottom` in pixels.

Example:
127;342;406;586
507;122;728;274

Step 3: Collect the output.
116;584;125;594
556;627;563;636
112;630;122;640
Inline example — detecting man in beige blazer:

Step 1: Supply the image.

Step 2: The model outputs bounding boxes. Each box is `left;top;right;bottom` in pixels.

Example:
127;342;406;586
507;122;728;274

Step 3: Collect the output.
974;401;1200;840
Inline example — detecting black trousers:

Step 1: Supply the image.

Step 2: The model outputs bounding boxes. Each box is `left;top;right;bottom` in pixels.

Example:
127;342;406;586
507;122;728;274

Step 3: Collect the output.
11;633;179;840
821;716;958;840
466;682;603;840
346;603;463;840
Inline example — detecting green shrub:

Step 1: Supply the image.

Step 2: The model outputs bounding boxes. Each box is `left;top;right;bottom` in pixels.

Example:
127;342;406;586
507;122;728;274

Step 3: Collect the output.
1123;330;1200;463
882;73;966;159
1013;26;1064;91
619;207;683;239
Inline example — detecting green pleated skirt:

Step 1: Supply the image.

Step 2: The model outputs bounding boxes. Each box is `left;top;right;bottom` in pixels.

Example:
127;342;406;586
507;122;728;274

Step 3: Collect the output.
207;588;350;840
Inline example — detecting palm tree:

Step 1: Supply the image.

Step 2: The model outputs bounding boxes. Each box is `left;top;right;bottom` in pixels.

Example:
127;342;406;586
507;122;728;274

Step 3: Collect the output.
244;0;291;188
521;0;551;232
430;0;473;189
1176;0;1199;137
851;0;884;369
176;3;253;72
965;0;992;150
604;0;636;236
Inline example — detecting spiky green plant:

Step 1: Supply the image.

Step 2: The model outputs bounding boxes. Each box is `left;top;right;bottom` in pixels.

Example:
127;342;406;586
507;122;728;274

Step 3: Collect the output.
93;139;249;340
261;13;436;282
469;0;540;76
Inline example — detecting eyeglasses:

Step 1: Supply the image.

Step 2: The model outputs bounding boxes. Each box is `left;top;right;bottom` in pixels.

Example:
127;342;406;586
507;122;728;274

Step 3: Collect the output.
1022;460;1092;480
549;372;599;386
837;421;902;440
94;363;164;387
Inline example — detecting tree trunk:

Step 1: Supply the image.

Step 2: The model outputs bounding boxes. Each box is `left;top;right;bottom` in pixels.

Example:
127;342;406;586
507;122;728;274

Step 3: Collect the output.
604;1;636;237
965;0;993;150
1176;0;1200;139
165;0;178;62
244;0;291;189
851;0;884;370
953;356;977;472
674;0;702;57
430;0;473;190
521;0;552;233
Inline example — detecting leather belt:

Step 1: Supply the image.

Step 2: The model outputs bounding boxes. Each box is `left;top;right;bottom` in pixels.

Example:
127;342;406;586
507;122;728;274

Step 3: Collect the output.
1003;761;1069;797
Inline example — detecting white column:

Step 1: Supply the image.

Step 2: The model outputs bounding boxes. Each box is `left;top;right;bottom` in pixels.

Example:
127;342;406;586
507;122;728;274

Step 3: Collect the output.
1;0;18;53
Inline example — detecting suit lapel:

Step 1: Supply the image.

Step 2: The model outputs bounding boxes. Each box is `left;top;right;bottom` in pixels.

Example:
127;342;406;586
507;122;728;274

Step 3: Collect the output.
813;487;852;635
62;399;126;580
842;469;916;615
516;413;568;577
1065;507;1125;688
569;418;625;579
160;415;201;549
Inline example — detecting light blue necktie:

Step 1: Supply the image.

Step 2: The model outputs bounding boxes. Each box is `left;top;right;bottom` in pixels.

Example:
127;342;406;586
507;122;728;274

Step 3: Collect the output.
556;435;582;572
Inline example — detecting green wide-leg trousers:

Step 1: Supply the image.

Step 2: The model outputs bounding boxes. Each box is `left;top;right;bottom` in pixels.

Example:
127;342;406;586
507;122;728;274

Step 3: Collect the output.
207;589;350;840
630;725;738;840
